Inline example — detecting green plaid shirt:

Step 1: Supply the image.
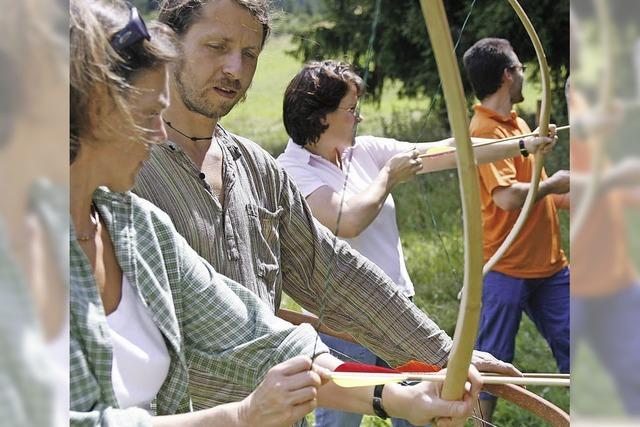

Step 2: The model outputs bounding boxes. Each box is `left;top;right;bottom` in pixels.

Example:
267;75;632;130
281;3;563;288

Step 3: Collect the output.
70;188;326;426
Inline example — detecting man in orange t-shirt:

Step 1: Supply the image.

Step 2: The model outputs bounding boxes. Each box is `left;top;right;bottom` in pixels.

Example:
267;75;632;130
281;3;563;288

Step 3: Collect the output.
463;38;570;421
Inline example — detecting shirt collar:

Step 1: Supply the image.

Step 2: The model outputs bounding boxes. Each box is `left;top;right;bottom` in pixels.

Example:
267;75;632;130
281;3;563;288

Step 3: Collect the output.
283;138;313;164
473;103;519;125
283;138;360;167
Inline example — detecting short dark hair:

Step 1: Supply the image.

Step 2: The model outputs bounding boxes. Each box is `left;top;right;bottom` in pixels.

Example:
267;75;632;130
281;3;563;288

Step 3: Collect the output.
158;0;271;47
463;38;516;100
283;60;365;146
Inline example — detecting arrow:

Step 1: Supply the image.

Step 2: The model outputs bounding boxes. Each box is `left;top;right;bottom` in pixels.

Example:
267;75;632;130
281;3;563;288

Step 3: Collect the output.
330;371;570;388
419;125;570;158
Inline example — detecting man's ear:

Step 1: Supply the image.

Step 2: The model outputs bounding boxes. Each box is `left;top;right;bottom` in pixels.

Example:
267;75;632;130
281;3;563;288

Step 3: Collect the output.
502;67;513;85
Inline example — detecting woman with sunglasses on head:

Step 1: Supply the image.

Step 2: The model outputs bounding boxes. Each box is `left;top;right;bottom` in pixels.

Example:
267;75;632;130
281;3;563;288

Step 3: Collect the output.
70;2;483;427
278;60;555;427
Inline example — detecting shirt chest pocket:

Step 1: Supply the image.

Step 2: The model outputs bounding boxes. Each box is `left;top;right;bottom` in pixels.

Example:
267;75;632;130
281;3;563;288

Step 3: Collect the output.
245;204;284;297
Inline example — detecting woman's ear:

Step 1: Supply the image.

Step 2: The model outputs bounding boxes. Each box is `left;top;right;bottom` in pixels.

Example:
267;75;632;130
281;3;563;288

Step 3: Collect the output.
87;83;119;140
86;84;107;133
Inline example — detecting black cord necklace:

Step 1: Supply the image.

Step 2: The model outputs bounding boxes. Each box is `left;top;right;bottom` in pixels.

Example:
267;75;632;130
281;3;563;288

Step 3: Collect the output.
164;119;212;142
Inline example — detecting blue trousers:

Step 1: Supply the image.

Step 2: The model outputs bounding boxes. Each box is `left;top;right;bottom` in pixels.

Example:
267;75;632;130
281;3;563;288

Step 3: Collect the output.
572;283;640;415
315;333;424;427
476;267;570;401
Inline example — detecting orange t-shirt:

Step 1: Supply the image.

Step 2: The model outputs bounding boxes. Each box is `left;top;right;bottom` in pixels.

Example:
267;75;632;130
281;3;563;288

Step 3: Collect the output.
470;104;568;278
569;92;636;297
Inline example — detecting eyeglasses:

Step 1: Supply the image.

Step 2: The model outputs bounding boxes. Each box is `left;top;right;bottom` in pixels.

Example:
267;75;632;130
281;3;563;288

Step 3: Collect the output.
509;64;528;73
110;7;151;55
336;104;360;116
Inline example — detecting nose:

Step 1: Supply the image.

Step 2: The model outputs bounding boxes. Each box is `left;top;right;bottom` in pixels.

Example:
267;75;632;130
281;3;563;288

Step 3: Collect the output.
222;51;242;79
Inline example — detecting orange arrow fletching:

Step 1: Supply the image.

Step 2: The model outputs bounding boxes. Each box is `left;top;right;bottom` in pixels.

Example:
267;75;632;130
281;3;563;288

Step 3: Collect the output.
395;360;441;373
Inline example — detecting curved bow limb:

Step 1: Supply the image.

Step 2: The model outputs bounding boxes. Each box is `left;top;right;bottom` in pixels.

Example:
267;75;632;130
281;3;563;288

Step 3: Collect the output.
482;0;552;276
418;0;484;401
483;384;570;427
417;1;568;424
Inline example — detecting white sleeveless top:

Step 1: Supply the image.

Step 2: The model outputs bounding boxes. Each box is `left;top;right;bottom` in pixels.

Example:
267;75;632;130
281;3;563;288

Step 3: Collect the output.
106;275;171;411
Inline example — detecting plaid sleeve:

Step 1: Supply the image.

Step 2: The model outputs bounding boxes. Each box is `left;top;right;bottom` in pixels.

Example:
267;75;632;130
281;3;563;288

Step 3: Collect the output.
174;231;328;389
276;167;453;368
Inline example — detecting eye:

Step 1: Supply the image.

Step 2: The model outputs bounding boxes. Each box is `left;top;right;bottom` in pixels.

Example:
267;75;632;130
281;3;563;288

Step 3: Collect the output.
207;43;226;51
243;50;258;59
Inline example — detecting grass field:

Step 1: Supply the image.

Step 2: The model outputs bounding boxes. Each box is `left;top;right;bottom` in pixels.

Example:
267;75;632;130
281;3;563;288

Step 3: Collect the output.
224;34;570;426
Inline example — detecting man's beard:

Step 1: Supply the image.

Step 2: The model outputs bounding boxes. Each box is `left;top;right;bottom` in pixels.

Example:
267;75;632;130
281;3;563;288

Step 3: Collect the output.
511;78;524;104
511;92;524;104
173;63;245;120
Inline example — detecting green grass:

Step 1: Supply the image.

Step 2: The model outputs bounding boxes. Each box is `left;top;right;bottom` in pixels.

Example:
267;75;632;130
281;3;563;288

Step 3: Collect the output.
221;35;443;156
234;35;569;426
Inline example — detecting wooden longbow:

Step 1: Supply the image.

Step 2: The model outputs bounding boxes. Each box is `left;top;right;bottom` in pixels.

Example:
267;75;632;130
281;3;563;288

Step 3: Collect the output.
418;1;569;425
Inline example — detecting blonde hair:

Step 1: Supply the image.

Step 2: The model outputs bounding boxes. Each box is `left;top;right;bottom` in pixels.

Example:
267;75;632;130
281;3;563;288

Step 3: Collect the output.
70;0;178;163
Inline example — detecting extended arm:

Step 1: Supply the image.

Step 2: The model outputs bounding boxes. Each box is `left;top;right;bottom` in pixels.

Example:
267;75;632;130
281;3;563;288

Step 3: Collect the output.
416;130;556;173
305;132;556;237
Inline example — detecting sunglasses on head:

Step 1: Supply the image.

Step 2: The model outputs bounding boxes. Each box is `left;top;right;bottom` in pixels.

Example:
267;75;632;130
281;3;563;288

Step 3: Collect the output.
110;7;150;55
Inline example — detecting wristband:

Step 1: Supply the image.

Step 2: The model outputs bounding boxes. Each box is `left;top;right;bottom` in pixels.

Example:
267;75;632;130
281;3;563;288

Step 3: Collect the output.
373;384;389;419
519;139;530;157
